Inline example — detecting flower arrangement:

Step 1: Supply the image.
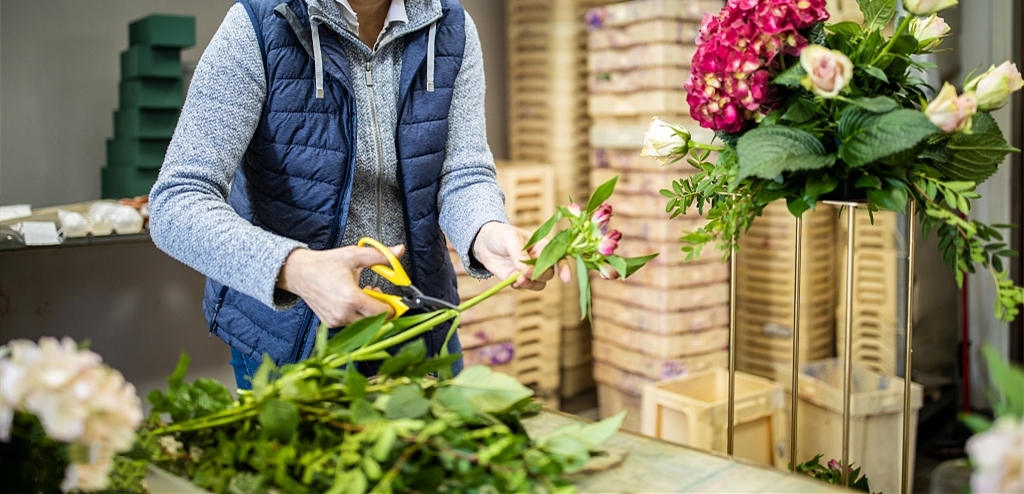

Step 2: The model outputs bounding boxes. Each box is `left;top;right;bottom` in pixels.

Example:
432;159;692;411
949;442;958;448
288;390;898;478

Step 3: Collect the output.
795;454;874;493
0;337;143;492
643;0;1023;321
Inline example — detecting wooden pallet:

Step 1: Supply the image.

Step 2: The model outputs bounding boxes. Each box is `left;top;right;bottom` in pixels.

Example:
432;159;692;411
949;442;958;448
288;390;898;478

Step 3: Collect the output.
591;278;731;312
593;318;728;358
459;316;518;350
613;214;707;243
592;295;731;334
585;0;724;28
589;90;689;117
561;323;593;368
624;259;730;289
589;44;698;72
593;338;728;380
597;383;643;432
589;66;691;93
588;19;701;50
594;360;659;398
590;167;691;196
561;361;597;398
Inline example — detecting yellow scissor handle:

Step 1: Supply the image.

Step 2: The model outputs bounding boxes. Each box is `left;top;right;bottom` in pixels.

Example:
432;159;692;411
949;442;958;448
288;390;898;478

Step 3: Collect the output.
361;289;409;319
358;237;411;287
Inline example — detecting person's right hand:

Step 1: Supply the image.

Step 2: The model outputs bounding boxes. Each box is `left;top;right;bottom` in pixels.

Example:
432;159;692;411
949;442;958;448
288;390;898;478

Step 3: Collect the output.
276;244;405;327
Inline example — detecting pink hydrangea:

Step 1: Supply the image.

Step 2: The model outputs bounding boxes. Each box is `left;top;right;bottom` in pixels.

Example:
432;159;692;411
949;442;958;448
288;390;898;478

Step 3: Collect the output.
687;0;829;132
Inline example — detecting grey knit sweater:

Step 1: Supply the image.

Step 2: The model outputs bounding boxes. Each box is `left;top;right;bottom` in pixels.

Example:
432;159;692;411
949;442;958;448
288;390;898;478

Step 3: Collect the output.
149;0;507;311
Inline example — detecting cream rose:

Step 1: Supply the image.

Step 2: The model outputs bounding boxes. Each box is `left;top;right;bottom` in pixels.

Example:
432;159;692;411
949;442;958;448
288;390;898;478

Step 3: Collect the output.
641;117;691;163
909;15;950;52
925;82;977;133
904;0;958;15
799;45;853;99
965;416;1023;494
964;61;1024;111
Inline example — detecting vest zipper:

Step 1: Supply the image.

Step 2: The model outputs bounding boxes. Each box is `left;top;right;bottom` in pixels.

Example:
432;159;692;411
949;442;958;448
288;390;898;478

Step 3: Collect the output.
365;60;387;281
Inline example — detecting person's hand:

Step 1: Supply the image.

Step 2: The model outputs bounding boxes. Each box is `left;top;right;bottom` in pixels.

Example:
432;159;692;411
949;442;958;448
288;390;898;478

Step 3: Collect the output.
472;222;571;290
276;245;405;327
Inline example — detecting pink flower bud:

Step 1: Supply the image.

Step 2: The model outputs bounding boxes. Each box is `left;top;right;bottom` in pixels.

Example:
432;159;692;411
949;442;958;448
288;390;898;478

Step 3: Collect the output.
597;262;619;280
597;230;622;256
799;45;853;99
566;202;582;217
828;459;841;471
591;204;613;229
925;82;977;133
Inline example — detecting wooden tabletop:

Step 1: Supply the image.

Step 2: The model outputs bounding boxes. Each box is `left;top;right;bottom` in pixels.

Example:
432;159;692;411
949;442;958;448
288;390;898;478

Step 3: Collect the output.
523;411;850;493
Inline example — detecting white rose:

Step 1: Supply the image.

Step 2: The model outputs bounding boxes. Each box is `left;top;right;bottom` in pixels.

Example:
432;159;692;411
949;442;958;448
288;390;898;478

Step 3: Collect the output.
966;416;1024;494
925;82;977;133
964;61;1024;111
641;117;691;163
800;45;853;98
909;15;950;51
904;0;958;15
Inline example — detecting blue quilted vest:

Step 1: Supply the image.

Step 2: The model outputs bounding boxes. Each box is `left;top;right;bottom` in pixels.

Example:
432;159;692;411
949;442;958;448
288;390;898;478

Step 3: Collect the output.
202;0;464;367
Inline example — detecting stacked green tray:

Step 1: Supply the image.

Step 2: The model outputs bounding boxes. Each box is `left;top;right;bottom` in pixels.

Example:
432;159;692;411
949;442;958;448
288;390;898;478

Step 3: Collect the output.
104;14;194;199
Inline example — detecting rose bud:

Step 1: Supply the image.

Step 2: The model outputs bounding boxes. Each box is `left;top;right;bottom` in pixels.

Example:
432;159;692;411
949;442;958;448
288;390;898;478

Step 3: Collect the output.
964;61;1024;111
925;82;978;133
909;14;950;52
799;45;853;98
641;117;691;163
904;0;958;15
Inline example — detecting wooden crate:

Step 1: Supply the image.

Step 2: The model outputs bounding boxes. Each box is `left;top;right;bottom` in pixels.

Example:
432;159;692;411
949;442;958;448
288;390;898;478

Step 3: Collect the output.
591;147;684;171
641;368;787;468
592;295;730;334
588;90;689;117
612;214;705;243
588;18;701;50
593;338;727;380
588;43;698;72
456;273;502;300
590;167;690;196
588;66;690;93
458;307;518;349
597;383;643;433
561;361;596;398
561;323;593;368
458;291;515;326
590;279;730;312
593;360;657;397
584;0;724;27
625;259;730;289
593;319;727;358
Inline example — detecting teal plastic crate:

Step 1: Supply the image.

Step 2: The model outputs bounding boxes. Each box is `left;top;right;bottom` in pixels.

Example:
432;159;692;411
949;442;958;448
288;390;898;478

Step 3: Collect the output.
119;79;183;109
102;167;160;199
121;45;182;79
129;15;196;48
114;108;179;139
106;138;170;169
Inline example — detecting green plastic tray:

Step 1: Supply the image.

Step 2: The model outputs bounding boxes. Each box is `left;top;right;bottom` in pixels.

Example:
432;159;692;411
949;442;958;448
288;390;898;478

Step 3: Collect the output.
121;45;182;79
102;166;160;199
106;138;171;169
119;79;184;109
129;15;196;48
114;108;179;139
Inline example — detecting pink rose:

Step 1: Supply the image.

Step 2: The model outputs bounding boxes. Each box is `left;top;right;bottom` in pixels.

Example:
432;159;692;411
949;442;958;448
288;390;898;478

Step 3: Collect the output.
799;45;853;98
925;82;978;133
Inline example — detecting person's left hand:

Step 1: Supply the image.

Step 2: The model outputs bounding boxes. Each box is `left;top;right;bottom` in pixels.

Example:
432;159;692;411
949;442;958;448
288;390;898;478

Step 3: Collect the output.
472;222;572;290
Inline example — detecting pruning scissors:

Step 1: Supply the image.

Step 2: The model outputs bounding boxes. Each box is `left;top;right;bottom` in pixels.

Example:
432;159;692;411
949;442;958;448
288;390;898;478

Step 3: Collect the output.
358;237;460;318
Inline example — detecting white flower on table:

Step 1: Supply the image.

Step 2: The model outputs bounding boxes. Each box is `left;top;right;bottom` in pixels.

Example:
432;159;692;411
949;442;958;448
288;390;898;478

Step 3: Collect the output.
965;415;1024;494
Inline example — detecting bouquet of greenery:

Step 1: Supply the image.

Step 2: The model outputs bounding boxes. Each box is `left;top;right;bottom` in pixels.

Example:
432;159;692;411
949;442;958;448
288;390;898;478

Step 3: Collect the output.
643;0;1023;321
113;176;655;494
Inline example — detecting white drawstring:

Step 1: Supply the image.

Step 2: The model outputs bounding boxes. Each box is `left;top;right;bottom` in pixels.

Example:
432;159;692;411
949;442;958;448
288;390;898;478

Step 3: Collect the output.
311;21;324;99
426;21;436;92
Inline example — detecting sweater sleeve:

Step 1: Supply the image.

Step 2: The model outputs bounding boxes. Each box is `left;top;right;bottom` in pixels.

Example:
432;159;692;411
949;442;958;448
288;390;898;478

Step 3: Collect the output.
437;12;510;279
148;4;306;310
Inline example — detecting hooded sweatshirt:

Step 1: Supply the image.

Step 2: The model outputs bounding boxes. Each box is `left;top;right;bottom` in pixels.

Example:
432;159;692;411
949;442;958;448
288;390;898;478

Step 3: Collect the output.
149;0;507;312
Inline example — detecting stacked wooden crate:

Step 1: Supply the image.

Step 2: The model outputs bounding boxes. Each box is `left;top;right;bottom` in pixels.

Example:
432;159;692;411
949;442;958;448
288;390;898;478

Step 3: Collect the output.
451;162;562;407
585;0;729;433
835;211;900;375
735;202;837;380
508;0;620;402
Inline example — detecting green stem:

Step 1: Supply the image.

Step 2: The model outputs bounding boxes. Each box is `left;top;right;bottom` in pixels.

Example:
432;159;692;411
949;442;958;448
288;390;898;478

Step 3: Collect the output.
691;141;725;152
872;15;912;66
458;273;520;311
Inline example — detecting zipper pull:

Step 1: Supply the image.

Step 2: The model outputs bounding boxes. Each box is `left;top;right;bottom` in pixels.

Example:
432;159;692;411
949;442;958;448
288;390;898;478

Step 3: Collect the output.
364;61;373;87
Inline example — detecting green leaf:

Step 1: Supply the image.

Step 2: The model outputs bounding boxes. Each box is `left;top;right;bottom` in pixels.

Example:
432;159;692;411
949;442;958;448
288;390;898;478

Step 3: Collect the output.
737;126;836;180
866;179;909;211
838;108;938;167
524;211;563;251
848;96;898;113
781;98;819;123
859;65;889;83
787;196;812;217
449;365;534;414
857;0;897;31
329;313;388;354
430;386;476;419
576;255;590;321
826;21;862;38
605;255;628;279
168;353;190;386
804;171;839;202
537;435;590;472
258;398;300;442
772;64;807;88
407;354;462;377
939;113;1018;183
375;311;442;341
586;175;618;214
384;384;430;419
959;412;993;434
854;174;883;189
623;253;658;278
575;410;625;448
346;363;367;400
888;34;920;56
252;354;276;398
531;229;570;281
378;339;428;377
350;399;382;425
983;344;1024;417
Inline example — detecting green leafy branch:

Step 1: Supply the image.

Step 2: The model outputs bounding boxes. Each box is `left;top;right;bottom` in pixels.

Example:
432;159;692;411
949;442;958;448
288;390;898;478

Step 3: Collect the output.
795;454;875;493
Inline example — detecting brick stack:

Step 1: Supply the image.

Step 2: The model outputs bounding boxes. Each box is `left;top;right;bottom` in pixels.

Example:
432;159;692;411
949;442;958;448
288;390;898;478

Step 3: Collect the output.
103;15;195;199
585;0;730;433
451;162;563;408
507;0;621;403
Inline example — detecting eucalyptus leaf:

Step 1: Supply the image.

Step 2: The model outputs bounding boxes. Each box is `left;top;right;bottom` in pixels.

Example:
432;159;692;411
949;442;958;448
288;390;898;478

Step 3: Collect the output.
737;126;836;180
531;229;571;281
449;365;534;414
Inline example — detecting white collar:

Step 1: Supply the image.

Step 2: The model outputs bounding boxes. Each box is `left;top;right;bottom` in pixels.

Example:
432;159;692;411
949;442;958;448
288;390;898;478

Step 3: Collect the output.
335;0;409;35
